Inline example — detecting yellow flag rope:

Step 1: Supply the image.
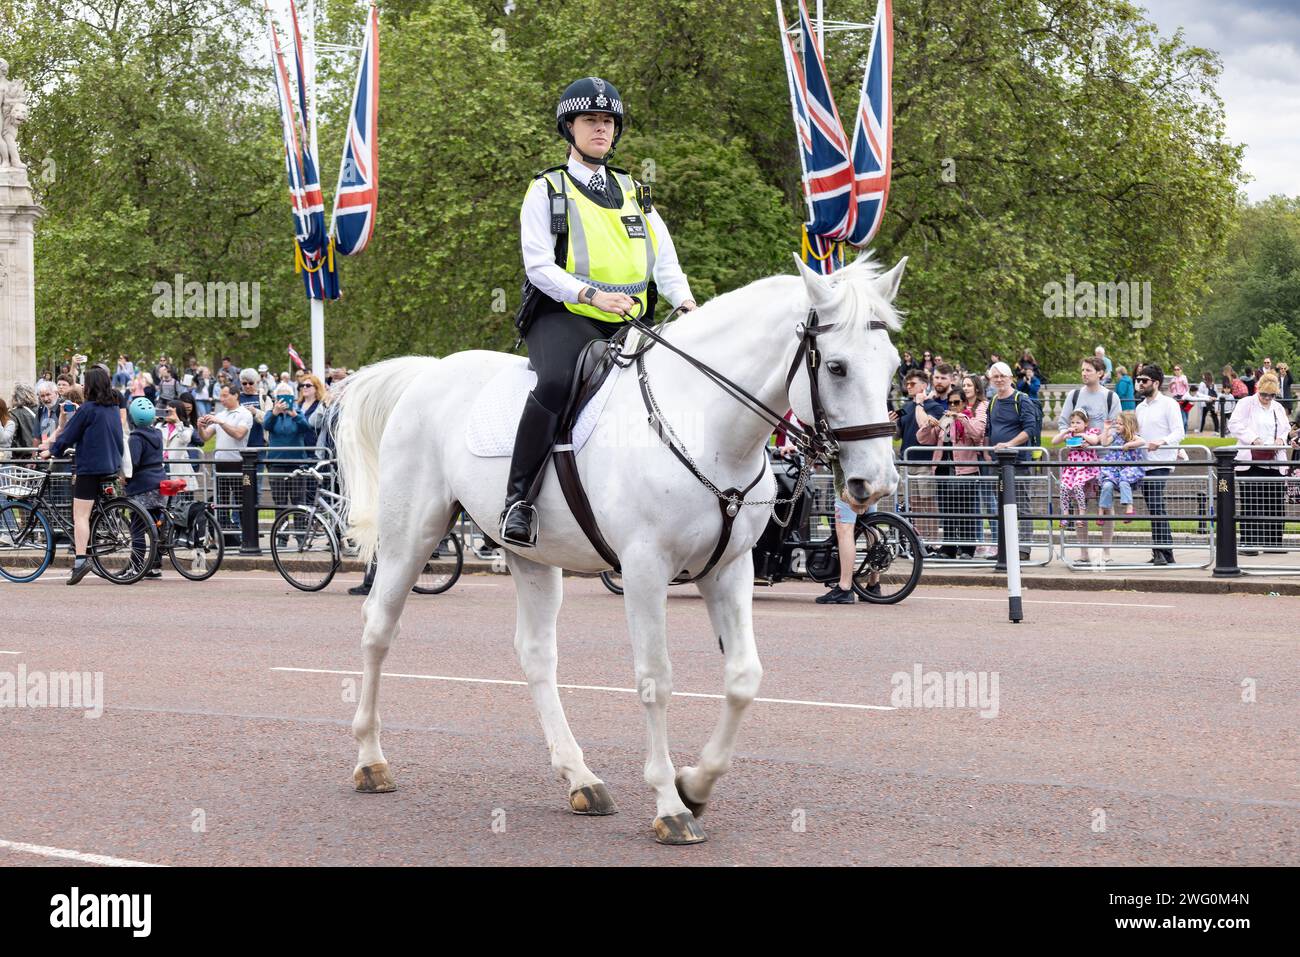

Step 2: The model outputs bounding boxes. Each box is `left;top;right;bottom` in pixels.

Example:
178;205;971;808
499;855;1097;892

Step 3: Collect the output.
800;224;845;265
293;236;336;275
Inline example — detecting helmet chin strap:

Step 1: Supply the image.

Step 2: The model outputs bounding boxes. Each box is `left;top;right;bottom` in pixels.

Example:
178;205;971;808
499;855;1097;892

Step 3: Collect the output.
564;120;621;167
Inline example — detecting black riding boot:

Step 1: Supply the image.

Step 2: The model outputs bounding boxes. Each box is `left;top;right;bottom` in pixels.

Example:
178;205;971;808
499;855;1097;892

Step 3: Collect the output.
500;394;562;547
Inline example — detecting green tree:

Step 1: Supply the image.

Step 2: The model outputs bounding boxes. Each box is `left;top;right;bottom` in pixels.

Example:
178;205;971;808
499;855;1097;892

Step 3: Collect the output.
1249;323;1298;371
1195;197;1300;371
4;0;1247;377
2;0;313;369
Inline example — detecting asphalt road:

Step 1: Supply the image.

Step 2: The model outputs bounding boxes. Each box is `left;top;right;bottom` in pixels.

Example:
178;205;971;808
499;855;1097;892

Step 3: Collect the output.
0;571;1296;866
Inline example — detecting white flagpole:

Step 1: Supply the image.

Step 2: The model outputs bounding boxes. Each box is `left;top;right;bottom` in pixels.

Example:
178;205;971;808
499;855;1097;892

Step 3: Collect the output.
306;0;326;381
816;0;824;51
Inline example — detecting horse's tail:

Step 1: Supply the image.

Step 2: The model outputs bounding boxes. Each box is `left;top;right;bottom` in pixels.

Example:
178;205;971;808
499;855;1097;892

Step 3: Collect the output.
331;356;439;565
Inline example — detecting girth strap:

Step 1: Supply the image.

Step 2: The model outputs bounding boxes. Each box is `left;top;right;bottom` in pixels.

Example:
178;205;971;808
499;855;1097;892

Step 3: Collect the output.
553;436;623;573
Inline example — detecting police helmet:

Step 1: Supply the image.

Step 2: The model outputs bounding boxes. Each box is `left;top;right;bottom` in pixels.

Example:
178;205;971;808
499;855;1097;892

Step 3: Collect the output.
555;77;625;153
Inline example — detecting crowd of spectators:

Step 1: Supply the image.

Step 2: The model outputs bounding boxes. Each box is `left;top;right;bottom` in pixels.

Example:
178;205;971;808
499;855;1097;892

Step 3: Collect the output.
2;355;351;533
895;348;1300;567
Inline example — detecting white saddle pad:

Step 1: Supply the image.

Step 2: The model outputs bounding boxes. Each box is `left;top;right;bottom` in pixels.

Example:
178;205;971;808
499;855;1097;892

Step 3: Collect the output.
466;362;622;457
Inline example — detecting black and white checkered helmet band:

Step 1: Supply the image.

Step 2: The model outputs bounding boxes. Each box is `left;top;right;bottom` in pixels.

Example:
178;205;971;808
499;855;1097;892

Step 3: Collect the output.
556;96;623;119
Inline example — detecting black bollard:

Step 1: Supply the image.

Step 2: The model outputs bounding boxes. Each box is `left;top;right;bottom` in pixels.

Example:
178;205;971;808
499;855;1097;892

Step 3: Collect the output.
240;448;261;555
1211;447;1240;577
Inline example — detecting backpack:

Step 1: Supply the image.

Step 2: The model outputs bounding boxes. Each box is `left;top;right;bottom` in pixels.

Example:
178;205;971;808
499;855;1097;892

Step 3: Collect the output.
1069;387;1119;423
989;391;1042;450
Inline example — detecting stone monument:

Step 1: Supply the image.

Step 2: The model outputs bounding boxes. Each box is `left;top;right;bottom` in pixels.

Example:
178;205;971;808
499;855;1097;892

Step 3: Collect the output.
0;56;43;391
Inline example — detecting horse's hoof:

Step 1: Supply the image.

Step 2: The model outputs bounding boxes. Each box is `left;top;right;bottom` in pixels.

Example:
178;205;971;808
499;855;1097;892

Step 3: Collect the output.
675;771;708;819
569;782;618;815
653;812;707;845
353;762;396;793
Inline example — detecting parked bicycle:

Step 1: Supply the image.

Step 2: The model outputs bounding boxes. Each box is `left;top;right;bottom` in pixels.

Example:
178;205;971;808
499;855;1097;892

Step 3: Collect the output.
270;464;464;593
144;478;225;581
0;462;157;584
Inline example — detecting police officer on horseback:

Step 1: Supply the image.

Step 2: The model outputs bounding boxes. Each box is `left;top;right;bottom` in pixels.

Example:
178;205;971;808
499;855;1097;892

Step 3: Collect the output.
501;76;697;546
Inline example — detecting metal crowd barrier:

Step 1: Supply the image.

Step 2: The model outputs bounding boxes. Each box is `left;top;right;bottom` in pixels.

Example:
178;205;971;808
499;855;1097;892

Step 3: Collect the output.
7;441;1298;578
1217;445;1300;575
1043;443;1214;571
900;446;1053;567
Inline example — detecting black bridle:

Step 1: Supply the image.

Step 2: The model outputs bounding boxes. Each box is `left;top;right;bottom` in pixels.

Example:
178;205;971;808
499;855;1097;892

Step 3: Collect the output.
783;308;898;460
625;305;896;467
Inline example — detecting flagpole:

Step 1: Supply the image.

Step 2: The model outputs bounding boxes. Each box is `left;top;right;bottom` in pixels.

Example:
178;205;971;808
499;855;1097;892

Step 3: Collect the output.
306;0;326;381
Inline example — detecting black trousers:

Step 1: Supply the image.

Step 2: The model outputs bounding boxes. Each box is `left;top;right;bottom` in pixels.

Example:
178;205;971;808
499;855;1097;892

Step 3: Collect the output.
523;306;623;414
1239;465;1285;547
1143;466;1173;558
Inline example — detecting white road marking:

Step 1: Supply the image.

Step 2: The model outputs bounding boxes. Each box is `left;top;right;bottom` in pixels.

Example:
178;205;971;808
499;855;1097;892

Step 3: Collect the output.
0;838;163;868
271;666;895;711
913;595;1176;609
0;651;20;655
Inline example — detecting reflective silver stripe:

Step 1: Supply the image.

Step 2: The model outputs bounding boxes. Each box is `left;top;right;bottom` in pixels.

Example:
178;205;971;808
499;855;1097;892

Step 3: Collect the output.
553;443;575;452
570;275;648;295
566;192;590;278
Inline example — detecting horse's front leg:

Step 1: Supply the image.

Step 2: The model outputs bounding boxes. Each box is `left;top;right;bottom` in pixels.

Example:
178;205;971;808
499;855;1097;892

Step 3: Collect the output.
506;551;616;815
622;551;705;845
677;551;762;818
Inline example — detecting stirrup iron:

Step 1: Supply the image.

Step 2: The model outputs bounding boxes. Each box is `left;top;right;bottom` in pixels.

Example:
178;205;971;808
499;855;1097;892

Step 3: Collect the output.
500;500;539;547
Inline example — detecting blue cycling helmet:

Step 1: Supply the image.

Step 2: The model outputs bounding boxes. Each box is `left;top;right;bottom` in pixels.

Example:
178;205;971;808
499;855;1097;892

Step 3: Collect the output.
128;396;157;426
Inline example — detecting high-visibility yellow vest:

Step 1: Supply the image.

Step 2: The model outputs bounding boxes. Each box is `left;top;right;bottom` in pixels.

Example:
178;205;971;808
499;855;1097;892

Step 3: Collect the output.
537;168;658;323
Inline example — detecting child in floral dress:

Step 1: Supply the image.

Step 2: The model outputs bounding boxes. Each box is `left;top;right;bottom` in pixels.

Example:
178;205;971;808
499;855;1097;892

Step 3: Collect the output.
1053;409;1101;535
1097;411;1146;525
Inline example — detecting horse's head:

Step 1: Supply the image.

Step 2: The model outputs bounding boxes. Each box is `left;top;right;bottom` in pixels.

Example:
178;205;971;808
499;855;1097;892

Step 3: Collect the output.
791;252;905;510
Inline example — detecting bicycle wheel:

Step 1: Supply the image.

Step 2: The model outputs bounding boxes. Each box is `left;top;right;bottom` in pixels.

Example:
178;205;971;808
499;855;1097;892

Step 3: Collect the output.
599;570;624;595
852;512;923;604
0;500;54;583
167;509;225;582
412;532;464;595
90;497;157;584
271;507;339;591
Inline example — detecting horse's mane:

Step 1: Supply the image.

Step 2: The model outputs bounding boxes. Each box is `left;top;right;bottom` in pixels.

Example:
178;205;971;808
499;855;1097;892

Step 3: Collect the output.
685;252;903;334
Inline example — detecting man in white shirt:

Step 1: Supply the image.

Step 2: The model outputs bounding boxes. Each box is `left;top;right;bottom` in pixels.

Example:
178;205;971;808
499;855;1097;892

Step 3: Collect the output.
501;76;696;547
198;384;253;532
1134;364;1185;565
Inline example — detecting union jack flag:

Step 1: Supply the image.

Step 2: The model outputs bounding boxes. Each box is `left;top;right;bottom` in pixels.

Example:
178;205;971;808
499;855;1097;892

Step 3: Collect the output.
331;4;379;257
777;0;856;263
267;1;339;300
846;0;893;247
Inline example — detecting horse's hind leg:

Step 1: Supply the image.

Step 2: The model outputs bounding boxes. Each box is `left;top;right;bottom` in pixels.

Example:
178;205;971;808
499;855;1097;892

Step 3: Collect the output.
676;551;763;818
507;551;616;815
352;494;452;794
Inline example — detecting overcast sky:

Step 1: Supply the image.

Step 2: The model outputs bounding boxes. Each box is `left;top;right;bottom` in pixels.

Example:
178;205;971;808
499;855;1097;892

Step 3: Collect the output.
1140;0;1300;201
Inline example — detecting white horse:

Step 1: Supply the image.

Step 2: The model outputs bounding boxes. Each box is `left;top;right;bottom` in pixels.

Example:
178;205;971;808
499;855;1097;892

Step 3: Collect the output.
333;253;905;844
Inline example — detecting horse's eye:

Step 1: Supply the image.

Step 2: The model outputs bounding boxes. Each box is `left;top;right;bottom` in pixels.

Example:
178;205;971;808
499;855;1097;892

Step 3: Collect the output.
827;360;846;377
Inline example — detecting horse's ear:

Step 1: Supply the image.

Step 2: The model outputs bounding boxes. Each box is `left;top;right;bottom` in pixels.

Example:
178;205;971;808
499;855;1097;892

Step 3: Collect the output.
875;256;908;302
793;254;838;310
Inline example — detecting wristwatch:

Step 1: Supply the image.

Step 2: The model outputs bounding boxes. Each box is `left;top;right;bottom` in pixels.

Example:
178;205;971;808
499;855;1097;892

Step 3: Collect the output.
580;286;596;304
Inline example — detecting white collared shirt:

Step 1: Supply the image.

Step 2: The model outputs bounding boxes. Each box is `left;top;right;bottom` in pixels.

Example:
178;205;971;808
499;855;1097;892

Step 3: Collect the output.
1134;391;1185;463
520;156;693;308
1227;393;1289;466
